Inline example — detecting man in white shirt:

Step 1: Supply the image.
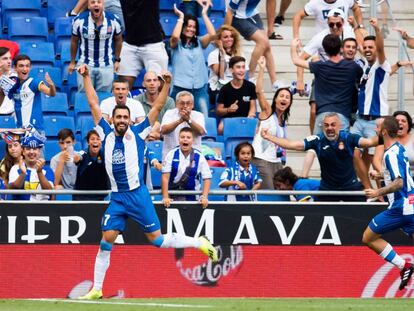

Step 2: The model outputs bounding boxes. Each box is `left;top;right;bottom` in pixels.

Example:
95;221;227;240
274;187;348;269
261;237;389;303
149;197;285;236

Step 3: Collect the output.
100;78;145;124
160;91;206;160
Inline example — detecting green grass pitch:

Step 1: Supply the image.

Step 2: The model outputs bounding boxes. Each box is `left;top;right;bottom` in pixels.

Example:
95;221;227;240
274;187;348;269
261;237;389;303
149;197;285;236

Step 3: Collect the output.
0;298;414;311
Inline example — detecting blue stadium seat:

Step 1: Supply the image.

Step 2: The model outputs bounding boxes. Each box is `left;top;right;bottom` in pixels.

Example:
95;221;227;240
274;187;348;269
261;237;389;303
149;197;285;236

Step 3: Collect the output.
225;138;253;160
97;92;111;103
150;166;162;189
210;0;226;17
0;140;5;160
197;16;224;36
222;117;257;144
54;17;73;57
43;115;75;138
202;43;216;63
146;140;163;162
43;140;61;163
40;92;69;116
73;92;90;120
47;0;77;27
8;17;48;42
159;0;176;11
2;0;41;32
202;141;225;160
30;67;63;91
203;117;217;141
0;115;16;128
78;115;95;146
160;15;178;38
19;42;55;68
208;166;226;201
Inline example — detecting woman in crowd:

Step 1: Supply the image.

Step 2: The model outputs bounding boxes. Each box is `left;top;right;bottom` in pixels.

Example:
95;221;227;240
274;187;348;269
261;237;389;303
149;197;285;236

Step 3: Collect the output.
0;134;23;187
170;3;216;117
207;24;242;113
252;57;293;189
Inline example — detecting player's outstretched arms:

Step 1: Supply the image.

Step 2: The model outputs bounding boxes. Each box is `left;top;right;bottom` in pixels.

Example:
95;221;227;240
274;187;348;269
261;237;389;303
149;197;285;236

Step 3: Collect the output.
77;65;102;125
261;128;305;151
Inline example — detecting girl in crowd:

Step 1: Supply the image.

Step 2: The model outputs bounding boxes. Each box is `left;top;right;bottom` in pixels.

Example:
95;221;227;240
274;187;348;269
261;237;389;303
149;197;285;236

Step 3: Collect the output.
273;166;320;202
219;141;262;201
207;24;242;112
170;3;216;117
252;57;293;189
0;134;23;187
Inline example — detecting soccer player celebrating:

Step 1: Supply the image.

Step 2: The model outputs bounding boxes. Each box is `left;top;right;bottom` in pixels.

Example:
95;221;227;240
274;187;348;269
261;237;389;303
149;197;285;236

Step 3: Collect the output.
363;116;414;291
76;65;218;300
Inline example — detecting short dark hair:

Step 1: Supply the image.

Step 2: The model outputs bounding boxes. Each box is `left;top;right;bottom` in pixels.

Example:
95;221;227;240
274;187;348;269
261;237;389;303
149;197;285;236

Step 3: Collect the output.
364;35;376;42
14;54;31;66
112;78;129;89
229;56;246;68
57;128;75;141
0;47;10;58
234;141;254;160
273;166;299;187
322;34;341;57
342;37;357;47
112;104;130;117
86;129;100;142
179;127;194;136
393;110;413;133
382;116;399;138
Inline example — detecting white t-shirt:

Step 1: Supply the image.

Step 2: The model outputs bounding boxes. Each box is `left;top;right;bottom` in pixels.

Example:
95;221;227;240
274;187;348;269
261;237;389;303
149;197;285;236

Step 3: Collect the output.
160;108;206;160
207;48;233;92
100;97;145;123
304;0;355;34
0;71;17;115
303;27;355;61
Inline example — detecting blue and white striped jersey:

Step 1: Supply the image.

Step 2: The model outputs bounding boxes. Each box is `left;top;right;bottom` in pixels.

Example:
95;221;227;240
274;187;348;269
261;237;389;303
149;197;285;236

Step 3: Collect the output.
72;11;122;67
358;59;391;117
96;117;151;192
228;0;260;19
8;77;44;130
383;142;414;215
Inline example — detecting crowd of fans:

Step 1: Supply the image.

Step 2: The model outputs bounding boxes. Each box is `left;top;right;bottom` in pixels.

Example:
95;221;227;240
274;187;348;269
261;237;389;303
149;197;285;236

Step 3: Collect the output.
0;0;413;204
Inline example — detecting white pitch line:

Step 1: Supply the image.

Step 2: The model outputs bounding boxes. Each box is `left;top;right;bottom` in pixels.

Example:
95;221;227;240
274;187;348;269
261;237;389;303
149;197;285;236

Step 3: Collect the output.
26;298;212;308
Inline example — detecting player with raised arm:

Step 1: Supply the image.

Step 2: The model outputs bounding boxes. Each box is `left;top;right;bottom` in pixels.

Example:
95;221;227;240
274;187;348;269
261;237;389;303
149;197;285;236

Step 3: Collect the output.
76;65;218;300
363;116;414;291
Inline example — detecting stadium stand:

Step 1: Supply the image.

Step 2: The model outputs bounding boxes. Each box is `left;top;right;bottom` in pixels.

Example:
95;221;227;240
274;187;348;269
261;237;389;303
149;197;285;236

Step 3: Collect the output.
2;0;41;32
0;115;16;128
30;67;63;91
207;166;226;201
160;15;178;38
43;116;75;139
222;117;257;159
203;117;218;141
20;42;55;68
8;17;48;42
53;17;73;57
40;92;69;117
47;0;77;27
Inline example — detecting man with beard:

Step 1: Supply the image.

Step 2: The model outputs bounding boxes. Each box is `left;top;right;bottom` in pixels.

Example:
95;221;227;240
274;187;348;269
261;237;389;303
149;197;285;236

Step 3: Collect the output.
77;65;217;300
133;71;175;141
363;116;414;291
73;129;110;201
69;0;123;93
100;79;145;124
261;112;379;201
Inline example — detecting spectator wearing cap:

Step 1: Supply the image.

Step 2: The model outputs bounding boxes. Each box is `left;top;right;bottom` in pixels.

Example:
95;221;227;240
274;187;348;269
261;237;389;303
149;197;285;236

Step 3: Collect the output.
8;133;54;201
68;0;123;93
295;8;358;134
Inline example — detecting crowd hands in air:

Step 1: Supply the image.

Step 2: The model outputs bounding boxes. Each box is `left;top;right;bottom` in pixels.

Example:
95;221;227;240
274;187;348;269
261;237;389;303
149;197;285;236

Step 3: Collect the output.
0;0;414;205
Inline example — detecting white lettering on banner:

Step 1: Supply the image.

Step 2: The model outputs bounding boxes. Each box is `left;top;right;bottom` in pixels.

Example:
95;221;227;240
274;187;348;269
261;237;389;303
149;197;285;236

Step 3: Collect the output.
270;216;304;245
8;216;16;243
166;209;186;236
193;209;215;243
361;254;414;298
315;216;341;245
233;216;258;244
60;217;87;243
21;216;50;243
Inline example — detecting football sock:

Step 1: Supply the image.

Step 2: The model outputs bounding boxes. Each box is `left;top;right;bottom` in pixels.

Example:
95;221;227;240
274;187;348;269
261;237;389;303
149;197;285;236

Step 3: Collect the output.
159;233;202;249
93;249;111;291
379;243;406;270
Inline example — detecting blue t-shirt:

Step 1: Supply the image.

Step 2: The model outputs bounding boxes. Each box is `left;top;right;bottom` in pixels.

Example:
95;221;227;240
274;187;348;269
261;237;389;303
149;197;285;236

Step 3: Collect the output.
304;131;362;190
293;178;320;201
309;59;363;119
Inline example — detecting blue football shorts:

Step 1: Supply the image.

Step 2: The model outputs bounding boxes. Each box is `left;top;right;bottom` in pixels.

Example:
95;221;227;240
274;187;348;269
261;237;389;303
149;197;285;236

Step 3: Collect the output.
368;208;414;236
101;185;161;233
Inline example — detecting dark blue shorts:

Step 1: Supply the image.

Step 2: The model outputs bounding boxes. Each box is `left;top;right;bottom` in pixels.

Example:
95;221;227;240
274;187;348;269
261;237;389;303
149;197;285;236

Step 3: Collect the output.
232;14;263;39
101;185;161;233
368;208;414;236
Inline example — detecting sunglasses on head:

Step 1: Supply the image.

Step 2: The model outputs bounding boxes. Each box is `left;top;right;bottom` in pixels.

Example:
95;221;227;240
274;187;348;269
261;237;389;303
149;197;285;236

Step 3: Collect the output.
329;22;343;29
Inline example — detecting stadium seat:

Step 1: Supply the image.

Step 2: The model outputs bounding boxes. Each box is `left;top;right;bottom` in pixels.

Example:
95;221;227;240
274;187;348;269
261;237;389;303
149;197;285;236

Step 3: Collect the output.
208;166;226;201
0;115;16;128
47;0;77;27
43;116;75;138
40;92;69;116
54;17;74;57
210;0;226;17
73;93;90;120
19;42;55;68
8;17;48;42
202;43;216;63
43;140;61;163
160;15;178;38
150;166;162;189
146;140;163;162
159;0;176;11
0;140;5;160
222;117;257;144
78;115;95;147
30;67;63;91
2;0;41;32
203;117;217;141
197;16;224;36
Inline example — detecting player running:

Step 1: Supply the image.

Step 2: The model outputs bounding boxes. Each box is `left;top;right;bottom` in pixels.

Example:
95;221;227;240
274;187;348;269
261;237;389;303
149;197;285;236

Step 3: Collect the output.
363;116;414;291
76;65;218;300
